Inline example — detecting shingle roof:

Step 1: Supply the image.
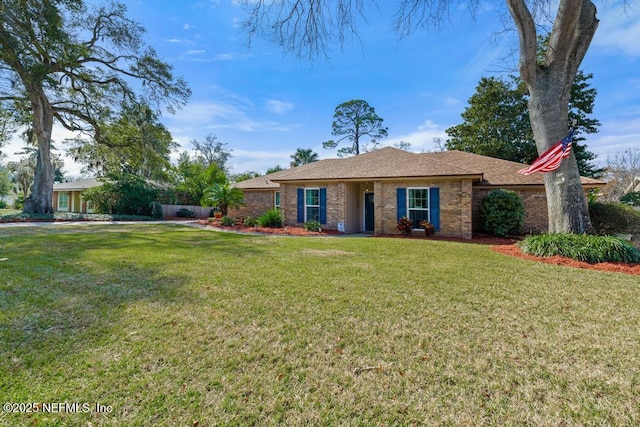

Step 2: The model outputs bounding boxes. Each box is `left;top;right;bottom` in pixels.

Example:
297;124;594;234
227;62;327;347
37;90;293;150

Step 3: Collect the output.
53;178;102;191
234;147;604;189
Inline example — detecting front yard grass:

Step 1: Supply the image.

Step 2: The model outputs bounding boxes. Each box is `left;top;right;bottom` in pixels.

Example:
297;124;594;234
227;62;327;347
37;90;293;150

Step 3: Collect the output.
1;224;639;426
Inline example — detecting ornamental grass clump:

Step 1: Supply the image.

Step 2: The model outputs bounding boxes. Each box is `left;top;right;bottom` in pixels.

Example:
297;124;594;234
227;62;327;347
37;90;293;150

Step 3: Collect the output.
518;233;640;265
258;209;284;228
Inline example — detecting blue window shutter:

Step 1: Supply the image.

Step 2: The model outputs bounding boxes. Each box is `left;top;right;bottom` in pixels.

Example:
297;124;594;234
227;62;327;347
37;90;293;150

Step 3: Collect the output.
430;187;440;231
319;188;327;224
297;188;304;223
396;188;407;220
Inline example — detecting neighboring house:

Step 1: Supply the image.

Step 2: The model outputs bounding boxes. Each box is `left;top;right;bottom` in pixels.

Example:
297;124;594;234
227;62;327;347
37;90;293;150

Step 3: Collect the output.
52;178;101;213
233;147;604;239
625;176;640;193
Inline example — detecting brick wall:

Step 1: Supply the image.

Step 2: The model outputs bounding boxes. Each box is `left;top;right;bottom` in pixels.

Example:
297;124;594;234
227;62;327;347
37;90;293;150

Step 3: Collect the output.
472;188;548;234
229;190;277;218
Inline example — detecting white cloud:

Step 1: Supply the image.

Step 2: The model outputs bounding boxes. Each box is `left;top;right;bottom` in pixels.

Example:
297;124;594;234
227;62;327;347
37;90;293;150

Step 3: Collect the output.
587;117;640;165
384;120;448;152
164;99;294;141
229;149;293;173
183;23;194;30
184;49;206;55
592;5;640;56
265;99;294;114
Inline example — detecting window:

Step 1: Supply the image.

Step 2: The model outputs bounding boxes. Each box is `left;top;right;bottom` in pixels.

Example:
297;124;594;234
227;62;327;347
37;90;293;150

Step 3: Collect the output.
407;188;430;228
85;199;95;213
58;193;69;211
274;191;281;210
305;188;320;222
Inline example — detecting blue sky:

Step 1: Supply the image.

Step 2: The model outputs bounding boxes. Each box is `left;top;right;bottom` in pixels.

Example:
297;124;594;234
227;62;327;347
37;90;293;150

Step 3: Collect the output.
5;0;640;176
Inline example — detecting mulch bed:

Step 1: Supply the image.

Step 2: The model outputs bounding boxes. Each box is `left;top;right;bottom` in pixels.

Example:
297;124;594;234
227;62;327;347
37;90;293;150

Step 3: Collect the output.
491;244;640;276
197;221;342;236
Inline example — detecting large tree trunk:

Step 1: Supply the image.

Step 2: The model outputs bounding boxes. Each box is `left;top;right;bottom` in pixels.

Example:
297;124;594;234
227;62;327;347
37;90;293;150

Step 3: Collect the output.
508;0;598;234
529;84;592;233
23;92;55;214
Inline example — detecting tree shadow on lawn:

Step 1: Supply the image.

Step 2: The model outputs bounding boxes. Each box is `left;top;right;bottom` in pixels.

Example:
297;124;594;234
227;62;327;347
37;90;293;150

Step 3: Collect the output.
0;225;266;401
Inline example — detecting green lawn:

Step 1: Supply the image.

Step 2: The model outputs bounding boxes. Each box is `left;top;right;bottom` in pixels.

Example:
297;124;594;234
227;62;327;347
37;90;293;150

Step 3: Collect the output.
1;224;639;426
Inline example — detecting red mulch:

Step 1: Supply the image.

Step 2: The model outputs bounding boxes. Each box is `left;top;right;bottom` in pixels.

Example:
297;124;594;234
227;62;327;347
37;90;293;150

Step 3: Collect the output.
490;244;640;276
197;221;341;236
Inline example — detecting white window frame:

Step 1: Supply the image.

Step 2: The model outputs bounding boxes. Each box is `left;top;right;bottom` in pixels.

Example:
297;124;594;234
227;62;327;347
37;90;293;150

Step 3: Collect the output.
274;191;281;210
305;188;320;222
57;192;70;212
407;187;430;229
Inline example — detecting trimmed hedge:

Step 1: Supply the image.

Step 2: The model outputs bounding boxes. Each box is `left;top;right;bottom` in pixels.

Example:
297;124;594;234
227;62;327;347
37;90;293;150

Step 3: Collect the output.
479;190;525;237
589;202;640;235
518;233;640;264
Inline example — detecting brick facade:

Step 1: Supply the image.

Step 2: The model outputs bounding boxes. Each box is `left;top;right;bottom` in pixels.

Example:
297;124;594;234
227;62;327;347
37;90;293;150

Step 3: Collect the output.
275;179;475;239
472;188;549;234
229;190;278;218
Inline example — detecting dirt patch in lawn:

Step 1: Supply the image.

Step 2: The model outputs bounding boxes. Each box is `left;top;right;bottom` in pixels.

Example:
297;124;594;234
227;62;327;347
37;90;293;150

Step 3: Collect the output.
491;244;640;276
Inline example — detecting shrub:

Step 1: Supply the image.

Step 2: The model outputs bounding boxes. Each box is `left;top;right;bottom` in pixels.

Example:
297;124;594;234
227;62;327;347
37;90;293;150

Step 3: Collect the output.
259;209;284;228
304;220;321;232
396;216;413;236
621;191;640;206
176;208;196;218
0;200;7;209
480;190;524;237
220;215;236;226
518;233;640;264
419;220;435;236
83;173;159;216
150;202;164;219
589;202;640;235
243;216;259;227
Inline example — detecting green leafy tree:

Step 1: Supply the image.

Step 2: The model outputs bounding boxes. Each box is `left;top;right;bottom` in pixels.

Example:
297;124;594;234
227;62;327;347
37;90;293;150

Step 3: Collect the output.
202;182;245;217
233;171;261;182
266;165;285;174
0;166;12;204
0;0;190;214
68;104;177;181
290;148;319;167
83;172;159;216
242;0;602;233
446;72;602;177
446;76;534;163
171;152;227;205
322;100;388;157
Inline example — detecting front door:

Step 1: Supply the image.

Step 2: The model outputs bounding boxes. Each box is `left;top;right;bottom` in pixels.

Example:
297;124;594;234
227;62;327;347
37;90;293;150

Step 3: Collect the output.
364;192;374;232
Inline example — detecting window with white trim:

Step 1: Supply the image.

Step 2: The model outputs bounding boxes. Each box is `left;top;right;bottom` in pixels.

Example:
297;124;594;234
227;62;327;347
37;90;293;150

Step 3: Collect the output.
407;188;430;228
58;193;69;211
305;188;320;222
274;191;281;210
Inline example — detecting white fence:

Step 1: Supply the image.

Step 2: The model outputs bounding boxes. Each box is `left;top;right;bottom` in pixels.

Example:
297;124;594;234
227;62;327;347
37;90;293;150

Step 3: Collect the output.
161;204;211;218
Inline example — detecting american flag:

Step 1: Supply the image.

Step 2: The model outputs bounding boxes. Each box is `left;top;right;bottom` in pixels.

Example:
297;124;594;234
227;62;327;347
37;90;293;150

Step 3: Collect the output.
518;129;575;175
